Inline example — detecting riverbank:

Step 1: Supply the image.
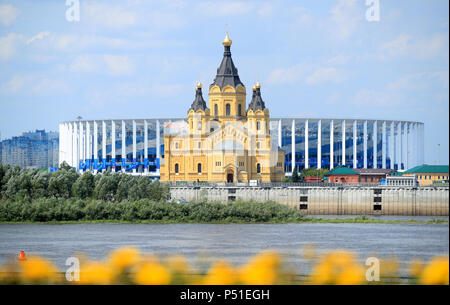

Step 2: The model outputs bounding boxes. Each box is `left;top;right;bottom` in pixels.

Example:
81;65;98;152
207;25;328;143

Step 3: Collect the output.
1;198;448;224
0;217;447;225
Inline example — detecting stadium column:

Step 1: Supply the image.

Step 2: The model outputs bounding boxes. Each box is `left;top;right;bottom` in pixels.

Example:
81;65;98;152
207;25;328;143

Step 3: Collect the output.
79;121;83;172
94;121;98;174
121;121;126;173
317;120;321;169
390;121;395;170
86;121;90;171
133;120;137;174
144;120;148;174
421;124;424;165
398;122;403;170
111;121;116;172
291;119;295;173
68;123;73;167
382;121;386;169
353;120;357;168
305;119;309;169
278;120;282;148
102;121;106;172
330;120;334;169
404;122;409;170
156;120;161;173
363;120;367;169
373;121;377;168
73;122;78;170
342;120;345;166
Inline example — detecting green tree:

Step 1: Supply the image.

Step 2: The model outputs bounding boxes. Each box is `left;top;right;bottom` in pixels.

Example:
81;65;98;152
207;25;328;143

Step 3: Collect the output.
292;167;299;182
72;171;95;199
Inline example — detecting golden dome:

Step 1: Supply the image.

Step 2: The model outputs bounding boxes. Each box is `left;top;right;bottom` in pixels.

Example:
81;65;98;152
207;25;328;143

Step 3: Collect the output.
222;32;232;47
196;81;202;89
255;81;261;89
252;85;256;91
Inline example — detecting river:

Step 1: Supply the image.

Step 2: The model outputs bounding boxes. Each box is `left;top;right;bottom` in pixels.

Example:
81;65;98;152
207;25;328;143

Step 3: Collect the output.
0;220;448;277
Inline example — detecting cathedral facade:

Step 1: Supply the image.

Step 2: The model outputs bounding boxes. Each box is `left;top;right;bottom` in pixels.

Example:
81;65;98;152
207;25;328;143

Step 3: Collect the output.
159;33;285;183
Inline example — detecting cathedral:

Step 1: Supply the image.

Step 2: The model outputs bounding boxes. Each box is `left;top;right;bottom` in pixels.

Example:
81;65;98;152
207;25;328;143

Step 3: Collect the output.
160;33;285;183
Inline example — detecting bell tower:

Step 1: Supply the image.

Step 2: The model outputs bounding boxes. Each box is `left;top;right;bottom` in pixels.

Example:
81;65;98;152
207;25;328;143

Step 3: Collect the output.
209;33;247;124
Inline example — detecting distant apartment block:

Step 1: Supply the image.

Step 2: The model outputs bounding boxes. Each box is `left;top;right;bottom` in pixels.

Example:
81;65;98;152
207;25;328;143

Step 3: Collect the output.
0;130;59;169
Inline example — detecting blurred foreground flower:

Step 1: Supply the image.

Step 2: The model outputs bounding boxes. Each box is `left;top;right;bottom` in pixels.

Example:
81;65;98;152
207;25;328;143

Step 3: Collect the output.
0;247;448;285
20;256;59;284
420;257;449;285
309;251;365;285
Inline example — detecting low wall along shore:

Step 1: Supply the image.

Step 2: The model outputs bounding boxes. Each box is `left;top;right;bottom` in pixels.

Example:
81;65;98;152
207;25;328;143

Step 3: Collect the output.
170;186;449;216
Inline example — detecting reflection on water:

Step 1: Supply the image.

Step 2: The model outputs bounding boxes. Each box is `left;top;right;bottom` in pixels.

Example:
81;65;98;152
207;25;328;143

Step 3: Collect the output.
0;221;448;276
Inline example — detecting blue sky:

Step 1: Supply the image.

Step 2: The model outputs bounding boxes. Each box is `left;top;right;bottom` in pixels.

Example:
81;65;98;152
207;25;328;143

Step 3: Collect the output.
0;0;448;164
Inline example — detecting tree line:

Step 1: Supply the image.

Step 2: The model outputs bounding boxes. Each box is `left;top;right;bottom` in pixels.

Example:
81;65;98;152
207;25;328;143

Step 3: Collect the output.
0;162;170;202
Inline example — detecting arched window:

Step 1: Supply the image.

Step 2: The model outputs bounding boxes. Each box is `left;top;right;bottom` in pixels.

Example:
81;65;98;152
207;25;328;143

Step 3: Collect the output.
214;104;218;116
257;121;260;131
175;163;179;174
257;163;261;174
238;104;242;116
197;121;201;130
226;104;230;116
198;163;202;174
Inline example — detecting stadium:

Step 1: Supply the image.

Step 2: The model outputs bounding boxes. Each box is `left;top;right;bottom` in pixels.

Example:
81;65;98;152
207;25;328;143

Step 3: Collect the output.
58;117;424;176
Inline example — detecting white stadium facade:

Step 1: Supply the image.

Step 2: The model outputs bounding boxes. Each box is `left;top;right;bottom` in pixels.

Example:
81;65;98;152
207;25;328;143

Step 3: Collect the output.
59;118;424;176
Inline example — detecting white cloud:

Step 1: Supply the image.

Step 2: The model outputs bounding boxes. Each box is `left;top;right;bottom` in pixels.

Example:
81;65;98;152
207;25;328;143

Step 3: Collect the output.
257;3;274;18
379;33;449;60
327;54;351;65
352;89;402;107
379;34;412;58
84;3;138;28
0;4;20;26
26;31;50;45
292;7;314;27
0;33;23;60
267;64;302;85
196;1;253;16
32;78;70;95
67;55;100;72
387;72;449;91
1;75;70;95
329;0;362;40
306;67;345;85
0;75;28;93
103;55;134;75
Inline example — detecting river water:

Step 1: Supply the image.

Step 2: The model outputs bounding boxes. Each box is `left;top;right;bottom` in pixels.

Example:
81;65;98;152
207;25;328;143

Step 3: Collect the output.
0;220;448;277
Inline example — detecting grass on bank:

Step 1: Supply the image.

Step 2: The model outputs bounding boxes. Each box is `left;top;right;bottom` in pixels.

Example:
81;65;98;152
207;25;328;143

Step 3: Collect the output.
0;198;447;225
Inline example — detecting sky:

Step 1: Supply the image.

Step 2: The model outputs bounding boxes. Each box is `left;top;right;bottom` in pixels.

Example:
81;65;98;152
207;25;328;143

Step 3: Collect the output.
0;0;448;164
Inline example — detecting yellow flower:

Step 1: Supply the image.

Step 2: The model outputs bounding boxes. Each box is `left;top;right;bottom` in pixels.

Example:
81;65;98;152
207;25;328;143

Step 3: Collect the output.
420;257;449;285
79;261;115;285
310;251;364;285
409;259;424;278
109;247;140;270
134;262;171;285
240;251;281;285
20;256;59;283
203;260;237;285
336;264;365;285
166;255;189;274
